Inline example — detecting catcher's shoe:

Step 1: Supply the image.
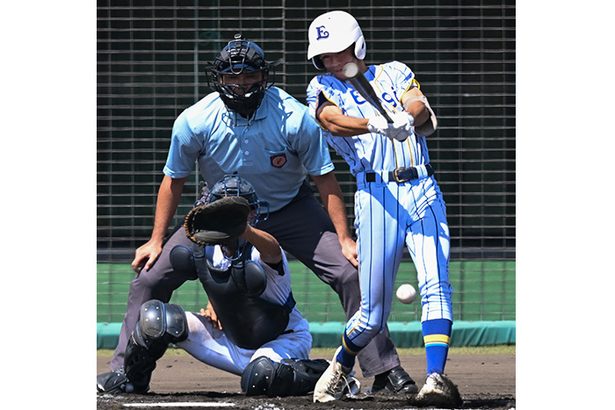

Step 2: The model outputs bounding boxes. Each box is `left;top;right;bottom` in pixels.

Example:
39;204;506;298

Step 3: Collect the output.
312;347;355;402
369;365;418;395
414;372;462;408
97;369;133;394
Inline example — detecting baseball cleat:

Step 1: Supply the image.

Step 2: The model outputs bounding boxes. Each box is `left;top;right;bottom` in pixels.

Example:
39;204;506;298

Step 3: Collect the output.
369;365;418;395
414;372;462;408
97;369;132;394
312;347;355;402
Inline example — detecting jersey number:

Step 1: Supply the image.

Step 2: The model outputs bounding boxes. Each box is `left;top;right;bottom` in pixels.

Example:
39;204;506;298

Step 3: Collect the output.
350;89;398;109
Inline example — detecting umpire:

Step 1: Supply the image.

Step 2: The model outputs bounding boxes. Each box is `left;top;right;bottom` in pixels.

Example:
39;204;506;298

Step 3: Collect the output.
107;34;416;394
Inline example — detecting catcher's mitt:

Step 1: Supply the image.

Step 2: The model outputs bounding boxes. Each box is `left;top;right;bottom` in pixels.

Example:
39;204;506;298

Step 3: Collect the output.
184;196;251;246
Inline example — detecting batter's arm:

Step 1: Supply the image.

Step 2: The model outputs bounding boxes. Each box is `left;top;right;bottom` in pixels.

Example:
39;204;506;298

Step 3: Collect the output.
401;87;438;136
131;175;187;273
311;171;358;267
316;102;371;137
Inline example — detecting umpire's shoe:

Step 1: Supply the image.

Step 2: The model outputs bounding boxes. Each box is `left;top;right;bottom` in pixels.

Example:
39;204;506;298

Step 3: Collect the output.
370;365;418;395
413;372;462;408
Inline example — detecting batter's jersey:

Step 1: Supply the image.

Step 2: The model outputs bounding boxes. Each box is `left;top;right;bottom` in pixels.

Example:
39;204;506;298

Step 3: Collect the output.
164;87;334;212
306;61;430;175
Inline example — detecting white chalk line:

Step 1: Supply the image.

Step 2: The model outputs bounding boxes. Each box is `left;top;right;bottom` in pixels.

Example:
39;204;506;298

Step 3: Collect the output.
123;402;235;408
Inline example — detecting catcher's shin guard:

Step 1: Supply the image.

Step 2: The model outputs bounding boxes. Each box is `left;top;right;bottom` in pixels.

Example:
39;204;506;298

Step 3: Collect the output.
241;356;329;397
124;300;189;393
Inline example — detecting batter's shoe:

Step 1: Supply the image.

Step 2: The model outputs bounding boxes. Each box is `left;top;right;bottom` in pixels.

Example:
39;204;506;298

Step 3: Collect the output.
414;372;462;408
312;347;355;402
369;365;418;395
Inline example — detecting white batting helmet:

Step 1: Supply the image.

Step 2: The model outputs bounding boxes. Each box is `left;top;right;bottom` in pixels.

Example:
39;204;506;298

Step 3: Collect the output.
307;10;366;70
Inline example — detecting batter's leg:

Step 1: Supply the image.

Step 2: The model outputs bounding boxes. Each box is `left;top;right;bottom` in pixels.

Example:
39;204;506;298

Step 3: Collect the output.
342;185;405;352
109;227;198;371
405;193;453;375
256;193;400;377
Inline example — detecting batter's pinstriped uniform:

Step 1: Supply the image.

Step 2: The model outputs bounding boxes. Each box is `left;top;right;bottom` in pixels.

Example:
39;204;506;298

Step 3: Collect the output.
307;61;454;350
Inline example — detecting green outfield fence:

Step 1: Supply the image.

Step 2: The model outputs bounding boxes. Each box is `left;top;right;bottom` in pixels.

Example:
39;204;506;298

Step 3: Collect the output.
97;0;515;347
97;260;515;323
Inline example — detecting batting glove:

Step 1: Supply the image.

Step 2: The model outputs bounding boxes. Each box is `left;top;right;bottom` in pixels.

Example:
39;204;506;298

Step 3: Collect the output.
366;114;389;135
385;111;415;142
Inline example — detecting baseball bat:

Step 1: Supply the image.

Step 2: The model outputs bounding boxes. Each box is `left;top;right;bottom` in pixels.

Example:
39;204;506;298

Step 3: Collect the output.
342;62;393;123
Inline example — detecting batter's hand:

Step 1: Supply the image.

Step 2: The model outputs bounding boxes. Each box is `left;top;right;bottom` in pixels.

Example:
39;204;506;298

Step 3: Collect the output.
385;111;415;142
340;237;359;268
131;239;163;274
366;113;389;135
199;301;223;330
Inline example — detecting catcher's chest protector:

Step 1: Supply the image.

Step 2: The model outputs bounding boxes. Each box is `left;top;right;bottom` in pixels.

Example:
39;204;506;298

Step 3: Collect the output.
196;247;293;350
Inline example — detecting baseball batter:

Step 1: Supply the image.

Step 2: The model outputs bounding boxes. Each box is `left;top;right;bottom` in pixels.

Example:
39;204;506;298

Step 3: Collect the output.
306;11;462;407
105;33;417;395
97;176;356;396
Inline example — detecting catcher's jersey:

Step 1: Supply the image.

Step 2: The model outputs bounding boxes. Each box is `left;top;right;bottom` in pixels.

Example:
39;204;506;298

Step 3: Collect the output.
306;61;430;175
206;245;296;310
164;87;334;212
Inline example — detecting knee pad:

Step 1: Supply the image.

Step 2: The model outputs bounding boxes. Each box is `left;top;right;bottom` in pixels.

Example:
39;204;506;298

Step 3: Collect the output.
124;300;189;393
241;356;329;397
135;299;189;347
169;245;196;275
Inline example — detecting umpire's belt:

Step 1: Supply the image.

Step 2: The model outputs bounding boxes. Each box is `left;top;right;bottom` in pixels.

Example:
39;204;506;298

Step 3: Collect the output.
361;164;434;184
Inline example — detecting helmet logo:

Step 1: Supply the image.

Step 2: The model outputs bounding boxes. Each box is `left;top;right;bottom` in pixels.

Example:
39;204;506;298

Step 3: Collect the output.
270;153;287;168
315;26;329;40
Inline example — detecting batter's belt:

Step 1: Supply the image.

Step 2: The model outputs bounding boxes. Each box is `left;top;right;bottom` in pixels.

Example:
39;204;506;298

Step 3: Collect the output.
362;164;434;183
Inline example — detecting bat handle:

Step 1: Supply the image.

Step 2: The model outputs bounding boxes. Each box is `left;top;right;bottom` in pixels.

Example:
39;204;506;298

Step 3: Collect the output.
381;110;393;123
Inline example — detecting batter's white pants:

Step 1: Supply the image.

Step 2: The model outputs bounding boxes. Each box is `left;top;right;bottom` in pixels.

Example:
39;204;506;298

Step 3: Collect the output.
345;175;454;349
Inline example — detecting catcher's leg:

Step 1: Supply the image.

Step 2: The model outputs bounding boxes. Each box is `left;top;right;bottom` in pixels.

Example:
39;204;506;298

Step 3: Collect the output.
241;356;331;397
110;227;197;371
124;300;189;393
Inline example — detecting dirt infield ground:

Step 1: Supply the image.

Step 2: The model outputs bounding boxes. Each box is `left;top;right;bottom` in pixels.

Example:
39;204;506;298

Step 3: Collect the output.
97;347;515;409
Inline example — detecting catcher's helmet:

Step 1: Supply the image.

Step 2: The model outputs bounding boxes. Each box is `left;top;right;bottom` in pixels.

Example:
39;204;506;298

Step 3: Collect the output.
207;175;269;225
307;10;366;70
207;34;275;115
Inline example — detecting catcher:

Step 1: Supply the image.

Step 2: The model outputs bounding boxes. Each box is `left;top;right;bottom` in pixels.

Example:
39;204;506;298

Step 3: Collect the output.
97;175;360;397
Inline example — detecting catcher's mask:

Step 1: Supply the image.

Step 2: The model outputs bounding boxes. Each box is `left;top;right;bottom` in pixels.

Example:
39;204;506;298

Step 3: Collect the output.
207;175;269;226
206;34;278;116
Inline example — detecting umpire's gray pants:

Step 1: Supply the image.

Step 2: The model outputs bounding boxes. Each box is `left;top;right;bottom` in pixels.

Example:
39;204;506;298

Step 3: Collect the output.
110;187;401;377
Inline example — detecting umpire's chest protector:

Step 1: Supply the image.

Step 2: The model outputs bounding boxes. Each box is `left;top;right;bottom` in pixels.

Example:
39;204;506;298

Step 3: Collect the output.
195;246;292;349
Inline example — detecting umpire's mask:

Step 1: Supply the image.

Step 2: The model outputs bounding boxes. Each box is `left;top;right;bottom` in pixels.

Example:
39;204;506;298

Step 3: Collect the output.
206;34;276;117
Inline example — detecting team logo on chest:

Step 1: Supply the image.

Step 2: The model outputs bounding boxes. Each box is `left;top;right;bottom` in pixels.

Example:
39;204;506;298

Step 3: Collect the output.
270;153;287;168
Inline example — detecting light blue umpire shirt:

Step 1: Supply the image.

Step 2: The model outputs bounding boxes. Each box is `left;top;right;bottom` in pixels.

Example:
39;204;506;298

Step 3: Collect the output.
163;86;335;212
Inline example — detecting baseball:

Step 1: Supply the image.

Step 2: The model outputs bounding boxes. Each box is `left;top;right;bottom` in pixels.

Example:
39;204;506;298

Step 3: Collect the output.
342;62;359;78
396;283;417;304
